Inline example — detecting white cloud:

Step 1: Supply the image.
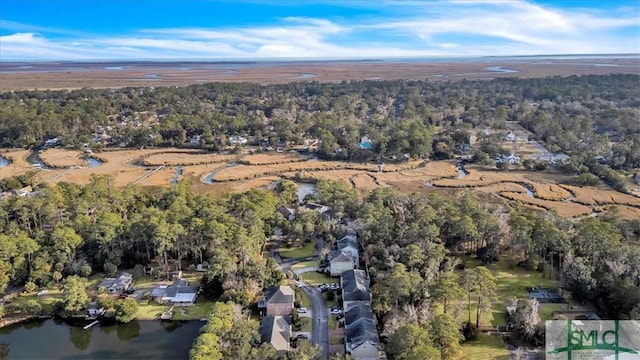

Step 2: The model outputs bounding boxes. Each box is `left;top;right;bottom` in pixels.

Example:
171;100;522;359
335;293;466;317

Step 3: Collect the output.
0;1;638;61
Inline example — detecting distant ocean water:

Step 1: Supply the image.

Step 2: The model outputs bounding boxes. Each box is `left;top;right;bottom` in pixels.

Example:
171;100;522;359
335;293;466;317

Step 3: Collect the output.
0;54;637;73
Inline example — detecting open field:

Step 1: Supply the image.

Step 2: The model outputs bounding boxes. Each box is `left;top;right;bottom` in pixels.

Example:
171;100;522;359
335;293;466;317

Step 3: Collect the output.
240;153;309;165
39;148;88;168
279;240;316;259
460;333;509;360
0;149;32;178
142;151;236;166
1;57;638;91
3;149;638;220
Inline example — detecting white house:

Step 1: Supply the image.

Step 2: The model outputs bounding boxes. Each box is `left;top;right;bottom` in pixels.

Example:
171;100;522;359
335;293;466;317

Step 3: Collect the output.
151;278;199;306
337;235;359;267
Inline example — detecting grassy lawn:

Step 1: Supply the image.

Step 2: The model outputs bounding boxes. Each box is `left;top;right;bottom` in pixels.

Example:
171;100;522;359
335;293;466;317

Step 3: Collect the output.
323;292;338;308
172;298;214;320
279;240;316;259
297;289;312;309
460;333;509;360
539;303;567;321
291;260;320;271
136;297;213;320
300;317;312;332
298;272;333;286
11;291;63;314
328;315;337;331
458;258;559;327
136;302;168;320
132;275;164;288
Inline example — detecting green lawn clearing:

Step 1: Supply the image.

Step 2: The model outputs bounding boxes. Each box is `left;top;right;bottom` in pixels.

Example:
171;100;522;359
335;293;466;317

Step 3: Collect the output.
323;292;338;308
298;271;332;286
136;302;168;320
291;260;320;271
540;303;567;321
172;299;214;320
279;241;316;259
460;333;509;360
297;289;312;309
458;258;559;327
328;315;337;331
300;317;312;332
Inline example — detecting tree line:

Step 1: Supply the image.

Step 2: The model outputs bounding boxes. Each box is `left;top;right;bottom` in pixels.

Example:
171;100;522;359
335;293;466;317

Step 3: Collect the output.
1;75;638;169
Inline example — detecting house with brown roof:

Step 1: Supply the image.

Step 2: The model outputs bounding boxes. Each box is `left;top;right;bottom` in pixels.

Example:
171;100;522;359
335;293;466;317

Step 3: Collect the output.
259;285;295;316
259;315;291;357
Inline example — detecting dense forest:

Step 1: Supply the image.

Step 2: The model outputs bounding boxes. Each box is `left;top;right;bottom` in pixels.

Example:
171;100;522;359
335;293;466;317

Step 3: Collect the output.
1;173;639;357
1;75;639;170
1;74;639;358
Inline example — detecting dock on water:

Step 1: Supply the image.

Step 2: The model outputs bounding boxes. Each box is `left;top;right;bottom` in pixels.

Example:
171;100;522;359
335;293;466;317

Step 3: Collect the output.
83;320;99;329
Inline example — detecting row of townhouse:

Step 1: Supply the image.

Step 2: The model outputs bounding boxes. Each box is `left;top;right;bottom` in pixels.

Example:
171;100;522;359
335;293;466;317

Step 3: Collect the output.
341;269;381;360
334;222;381;360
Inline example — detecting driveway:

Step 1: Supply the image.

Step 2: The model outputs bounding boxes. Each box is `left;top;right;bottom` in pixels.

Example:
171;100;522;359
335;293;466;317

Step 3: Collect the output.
300;282;329;358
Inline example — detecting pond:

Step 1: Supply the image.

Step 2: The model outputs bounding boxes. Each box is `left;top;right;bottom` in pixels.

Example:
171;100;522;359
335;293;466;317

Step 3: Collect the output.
0;156;10;168
0;318;202;360
87;157;103;168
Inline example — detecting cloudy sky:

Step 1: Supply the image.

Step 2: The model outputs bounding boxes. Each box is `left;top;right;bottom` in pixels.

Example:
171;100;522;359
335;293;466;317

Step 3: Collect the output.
0;0;638;61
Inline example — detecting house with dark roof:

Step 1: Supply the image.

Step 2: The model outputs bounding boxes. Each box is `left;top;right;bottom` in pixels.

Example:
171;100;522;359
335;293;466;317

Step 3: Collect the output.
341;269;371;310
97;272;133;294
259;315;291;357
329;250;354;277
303;203;332;219
337;235;359;267
151;278;199;306
344;303;380;360
259;285;295;316
278;206;296;221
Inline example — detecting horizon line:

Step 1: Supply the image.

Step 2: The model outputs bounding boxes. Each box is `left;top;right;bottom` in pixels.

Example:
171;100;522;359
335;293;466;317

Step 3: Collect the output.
1;53;639;64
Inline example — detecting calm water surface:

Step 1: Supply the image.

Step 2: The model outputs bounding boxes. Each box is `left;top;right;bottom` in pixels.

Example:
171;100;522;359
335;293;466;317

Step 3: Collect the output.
0;319;201;360
0;156;9;168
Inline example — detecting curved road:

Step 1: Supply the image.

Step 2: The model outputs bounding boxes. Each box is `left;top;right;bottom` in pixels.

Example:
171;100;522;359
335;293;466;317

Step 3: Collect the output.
300;282;330;358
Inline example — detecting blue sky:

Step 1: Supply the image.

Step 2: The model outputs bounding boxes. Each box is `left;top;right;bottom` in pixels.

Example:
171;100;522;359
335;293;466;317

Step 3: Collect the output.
1;0;638;61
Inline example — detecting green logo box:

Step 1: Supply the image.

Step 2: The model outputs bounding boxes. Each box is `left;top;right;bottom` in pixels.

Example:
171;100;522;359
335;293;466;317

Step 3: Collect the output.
546;320;640;360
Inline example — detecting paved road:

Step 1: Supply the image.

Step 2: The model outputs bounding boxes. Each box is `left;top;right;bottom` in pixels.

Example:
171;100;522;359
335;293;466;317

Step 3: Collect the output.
300;283;330;358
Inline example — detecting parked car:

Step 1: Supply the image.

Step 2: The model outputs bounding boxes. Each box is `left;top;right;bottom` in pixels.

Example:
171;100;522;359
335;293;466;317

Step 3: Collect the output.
297;333;309;339
124;287;137;294
117;293;128;299
330;307;342;315
297;307;308;313
329;283;340;290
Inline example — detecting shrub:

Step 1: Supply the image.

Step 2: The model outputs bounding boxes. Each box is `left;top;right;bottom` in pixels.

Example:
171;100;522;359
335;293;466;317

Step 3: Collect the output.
4;303;23;315
103;262;117;277
574;173;599;186
24;281;37;293
24;300;42;315
462;321;478;341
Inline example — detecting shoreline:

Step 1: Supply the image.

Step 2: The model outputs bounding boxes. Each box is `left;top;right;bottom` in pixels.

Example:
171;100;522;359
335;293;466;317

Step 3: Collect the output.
0;314;52;329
